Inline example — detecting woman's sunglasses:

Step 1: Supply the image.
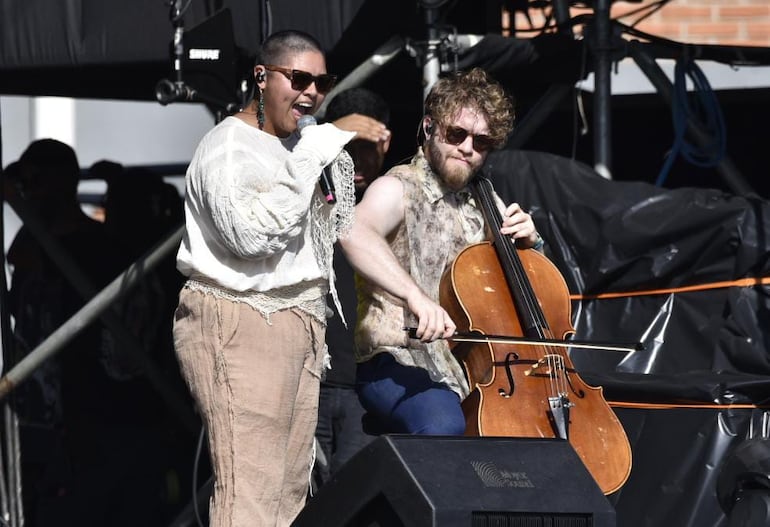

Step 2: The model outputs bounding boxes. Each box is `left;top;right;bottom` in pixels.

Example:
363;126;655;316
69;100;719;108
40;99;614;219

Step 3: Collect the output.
264;65;337;94
443;125;495;153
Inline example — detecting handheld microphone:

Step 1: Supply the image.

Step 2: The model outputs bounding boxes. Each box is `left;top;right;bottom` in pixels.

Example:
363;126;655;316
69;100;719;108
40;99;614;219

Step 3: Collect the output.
297;115;337;204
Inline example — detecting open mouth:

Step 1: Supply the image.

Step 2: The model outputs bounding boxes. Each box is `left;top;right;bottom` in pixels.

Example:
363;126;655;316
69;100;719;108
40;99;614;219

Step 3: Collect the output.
294;102;313;116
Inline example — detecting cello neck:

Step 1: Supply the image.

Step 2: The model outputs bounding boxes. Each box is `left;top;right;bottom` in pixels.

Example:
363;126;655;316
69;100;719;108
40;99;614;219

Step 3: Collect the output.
471;176;549;338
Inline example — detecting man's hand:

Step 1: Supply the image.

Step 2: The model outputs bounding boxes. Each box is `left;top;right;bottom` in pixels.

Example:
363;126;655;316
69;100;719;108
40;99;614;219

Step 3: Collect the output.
405;289;456;343
500;202;539;248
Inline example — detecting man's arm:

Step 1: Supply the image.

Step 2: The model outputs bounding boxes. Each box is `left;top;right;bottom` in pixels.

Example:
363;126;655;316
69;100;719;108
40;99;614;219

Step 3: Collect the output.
339;175;456;342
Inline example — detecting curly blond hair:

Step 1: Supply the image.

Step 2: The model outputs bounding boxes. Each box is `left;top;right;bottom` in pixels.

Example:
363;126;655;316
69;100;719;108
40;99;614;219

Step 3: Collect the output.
424;68;514;149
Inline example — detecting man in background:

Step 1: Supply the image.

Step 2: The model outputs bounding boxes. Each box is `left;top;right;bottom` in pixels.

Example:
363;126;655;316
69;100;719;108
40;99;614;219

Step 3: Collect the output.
341;68;540;435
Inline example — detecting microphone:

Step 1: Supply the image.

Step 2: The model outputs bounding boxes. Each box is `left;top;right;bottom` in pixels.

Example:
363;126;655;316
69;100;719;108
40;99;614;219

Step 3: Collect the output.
297;115;337;204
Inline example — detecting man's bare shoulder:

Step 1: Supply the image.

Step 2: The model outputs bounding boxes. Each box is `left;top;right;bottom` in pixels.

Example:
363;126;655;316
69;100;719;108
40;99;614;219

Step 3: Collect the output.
355;175;406;237
365;173;403;196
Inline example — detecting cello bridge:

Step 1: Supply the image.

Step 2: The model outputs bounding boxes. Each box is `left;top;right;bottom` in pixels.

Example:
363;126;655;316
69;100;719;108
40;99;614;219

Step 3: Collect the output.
524;354;565;377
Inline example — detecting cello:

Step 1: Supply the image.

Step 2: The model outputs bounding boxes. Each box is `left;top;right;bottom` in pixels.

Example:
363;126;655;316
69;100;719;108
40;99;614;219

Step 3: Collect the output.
438;175;632;495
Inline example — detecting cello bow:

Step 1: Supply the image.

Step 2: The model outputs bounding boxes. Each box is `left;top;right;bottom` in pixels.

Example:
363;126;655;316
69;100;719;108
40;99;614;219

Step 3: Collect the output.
404;327;644;353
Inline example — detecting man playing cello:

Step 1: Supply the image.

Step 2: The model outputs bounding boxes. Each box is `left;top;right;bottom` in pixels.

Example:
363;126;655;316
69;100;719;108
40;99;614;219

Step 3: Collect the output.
340;67;540;435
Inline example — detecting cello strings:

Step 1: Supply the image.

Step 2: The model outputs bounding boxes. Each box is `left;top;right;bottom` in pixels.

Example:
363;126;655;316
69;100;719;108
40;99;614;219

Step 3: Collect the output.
476;177;568;401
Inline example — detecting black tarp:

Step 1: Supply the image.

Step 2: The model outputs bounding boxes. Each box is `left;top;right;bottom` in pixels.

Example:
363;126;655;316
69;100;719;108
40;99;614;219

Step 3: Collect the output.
486;149;770;526
0;0;372;100
0;0;513;101
486;149;770;399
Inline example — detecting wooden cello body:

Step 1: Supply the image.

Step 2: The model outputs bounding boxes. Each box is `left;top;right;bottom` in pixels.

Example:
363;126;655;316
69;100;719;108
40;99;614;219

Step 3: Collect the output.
439;178;632;495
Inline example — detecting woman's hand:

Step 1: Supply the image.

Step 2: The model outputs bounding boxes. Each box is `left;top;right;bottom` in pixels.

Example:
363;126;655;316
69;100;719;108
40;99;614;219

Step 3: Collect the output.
332;113;391;144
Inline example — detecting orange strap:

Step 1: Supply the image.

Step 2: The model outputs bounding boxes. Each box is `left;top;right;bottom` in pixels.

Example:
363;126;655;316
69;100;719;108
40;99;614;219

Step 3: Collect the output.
608;401;769;410
570;276;770;301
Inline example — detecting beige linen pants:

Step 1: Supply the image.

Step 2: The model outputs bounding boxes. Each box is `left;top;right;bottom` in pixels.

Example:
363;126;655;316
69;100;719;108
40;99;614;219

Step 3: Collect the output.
173;288;325;526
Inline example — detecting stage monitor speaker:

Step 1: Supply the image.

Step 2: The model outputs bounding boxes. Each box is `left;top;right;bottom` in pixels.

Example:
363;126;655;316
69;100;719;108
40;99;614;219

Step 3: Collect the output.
293;435;615;527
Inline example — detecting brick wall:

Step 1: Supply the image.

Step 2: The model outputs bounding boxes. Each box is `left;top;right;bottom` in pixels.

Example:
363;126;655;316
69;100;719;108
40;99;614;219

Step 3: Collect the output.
507;0;770;48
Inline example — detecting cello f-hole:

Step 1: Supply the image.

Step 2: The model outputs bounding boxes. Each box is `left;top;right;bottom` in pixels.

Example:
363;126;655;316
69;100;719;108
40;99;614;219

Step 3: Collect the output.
497;352;517;398
564;369;587;398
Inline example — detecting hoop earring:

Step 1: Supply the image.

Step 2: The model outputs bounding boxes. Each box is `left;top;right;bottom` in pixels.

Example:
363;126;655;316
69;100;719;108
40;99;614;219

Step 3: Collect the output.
257;90;265;128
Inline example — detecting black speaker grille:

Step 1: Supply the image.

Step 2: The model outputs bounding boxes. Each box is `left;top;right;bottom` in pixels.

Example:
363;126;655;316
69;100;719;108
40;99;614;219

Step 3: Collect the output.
471;511;593;527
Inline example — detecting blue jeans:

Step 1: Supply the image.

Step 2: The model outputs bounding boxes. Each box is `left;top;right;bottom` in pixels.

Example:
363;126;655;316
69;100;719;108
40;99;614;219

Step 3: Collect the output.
355;353;466;435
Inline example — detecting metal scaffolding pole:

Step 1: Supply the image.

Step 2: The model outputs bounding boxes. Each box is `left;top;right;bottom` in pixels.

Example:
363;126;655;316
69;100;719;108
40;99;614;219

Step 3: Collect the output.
592;0;613;179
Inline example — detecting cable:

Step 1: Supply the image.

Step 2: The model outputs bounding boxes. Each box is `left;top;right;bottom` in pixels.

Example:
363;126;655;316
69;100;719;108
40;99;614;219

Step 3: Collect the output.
260;0;272;43
616;0;673;29
655;55;727;187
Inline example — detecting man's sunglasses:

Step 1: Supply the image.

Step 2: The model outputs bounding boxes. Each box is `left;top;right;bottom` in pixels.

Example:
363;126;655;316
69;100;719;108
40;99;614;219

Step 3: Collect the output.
264;65;337;94
443;125;495;153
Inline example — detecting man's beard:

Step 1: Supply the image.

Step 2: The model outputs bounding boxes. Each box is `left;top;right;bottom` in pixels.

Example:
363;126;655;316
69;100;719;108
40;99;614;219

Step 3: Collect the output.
426;138;476;191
